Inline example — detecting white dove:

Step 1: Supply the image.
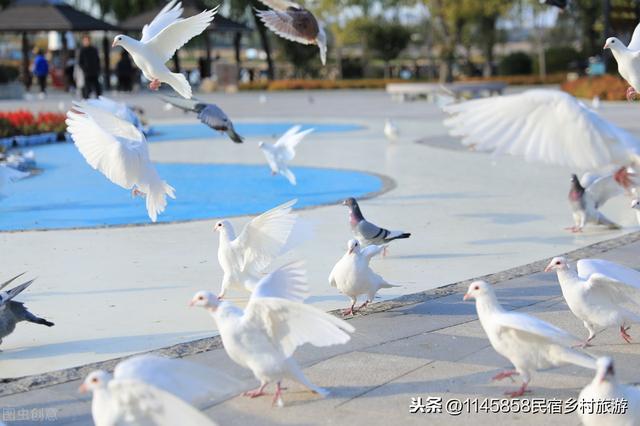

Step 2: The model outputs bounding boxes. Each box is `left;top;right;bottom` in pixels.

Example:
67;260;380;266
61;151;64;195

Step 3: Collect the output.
190;262;354;407
214;199;303;299
545;257;640;346
79;354;238;425
66;101;175;222
464;280;596;397
86;96;146;135
258;126;313;185
329;239;398;316
578;357;640;426
604;22;640;101
111;1;217;99
0;164;29;195
443;89;640;171
383;119;399;142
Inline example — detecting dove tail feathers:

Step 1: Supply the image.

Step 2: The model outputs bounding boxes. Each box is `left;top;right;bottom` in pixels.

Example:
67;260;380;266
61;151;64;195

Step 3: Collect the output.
145;180;175;222
386;232;411;241
552;346;597;370
286;358;330;397
166;72;192;99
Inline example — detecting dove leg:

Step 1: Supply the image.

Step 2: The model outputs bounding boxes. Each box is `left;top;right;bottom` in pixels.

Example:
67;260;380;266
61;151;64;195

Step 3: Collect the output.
343;298;357;317
358;300;369;311
243;382;267;398
505;381;530;398
627;86;638;102
131;187;144;198
492;370;519;381
148;79;161;91
382;246;388;257
620;325;633;343
272;382;284;407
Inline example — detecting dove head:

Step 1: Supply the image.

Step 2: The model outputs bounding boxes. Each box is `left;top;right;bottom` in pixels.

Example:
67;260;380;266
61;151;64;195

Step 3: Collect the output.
112;34;135;49
258;141;266;149
463;280;493;301
632;199;640;210
544;256;569;273
347;239;360;255
595;357;616;383
316;27;327;66
79;370;111;393
189;291;220;311
604;37;624;51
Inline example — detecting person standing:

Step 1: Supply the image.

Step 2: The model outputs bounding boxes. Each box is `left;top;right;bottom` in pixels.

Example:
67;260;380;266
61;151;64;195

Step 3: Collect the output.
78;35;102;99
32;49;49;98
116;51;134;92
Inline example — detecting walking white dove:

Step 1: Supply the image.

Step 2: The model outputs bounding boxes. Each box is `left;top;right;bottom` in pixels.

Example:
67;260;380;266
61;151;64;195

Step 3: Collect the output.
190;262;354;407
329;239;398;316
545;257;640;346
464;280;596;397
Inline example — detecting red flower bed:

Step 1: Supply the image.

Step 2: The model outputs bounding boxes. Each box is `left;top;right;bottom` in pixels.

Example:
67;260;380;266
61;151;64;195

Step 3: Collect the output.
0;110;66;138
561;75;628;101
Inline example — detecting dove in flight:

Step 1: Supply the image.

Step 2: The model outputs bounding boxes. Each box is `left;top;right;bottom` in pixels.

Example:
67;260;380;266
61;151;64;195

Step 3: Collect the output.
464;280;596;397
0;164;29;196
258;125;313;185
545;257;640;346
0;273;54;348
161;96;243;143
566;172;635;232
79;354;236;426
66;101;175;222
86;96;146;135
443;89;640;171
605;22;640;101
383;119;399;142
111;1;217;98
329;239;398;316
190;262;354;407
578;357;640;426
214;199;305;299
342;197;410;254
256;0;327;65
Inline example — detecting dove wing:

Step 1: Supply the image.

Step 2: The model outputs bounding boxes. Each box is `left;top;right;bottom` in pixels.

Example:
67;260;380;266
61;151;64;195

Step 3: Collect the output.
109;379;217;426
628;21;640;51
244;265;353;359
232;199;298;274
443;89;640;169
146;7;218;63
256;10;315;45
493;311;580;346
257;0;302;11
275;126;313;162
584;174;625;207
140;0;184;43
114;355;242;406
66;105;149;190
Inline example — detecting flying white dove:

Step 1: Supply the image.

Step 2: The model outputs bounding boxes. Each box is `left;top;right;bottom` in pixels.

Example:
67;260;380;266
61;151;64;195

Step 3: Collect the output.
443;89;640;172
0;164;29;195
383;119;399;142
111;1;217;98
255;0;327;65
578;357;640;426
567;171;636;232
66;101;175;222
190;262;354;407
214;199;305;299
464;280;596;397
604;22;640;101
86;96;146;135
545;257;640;346
258;125;313;185
79;354;239;425
329;239;398;316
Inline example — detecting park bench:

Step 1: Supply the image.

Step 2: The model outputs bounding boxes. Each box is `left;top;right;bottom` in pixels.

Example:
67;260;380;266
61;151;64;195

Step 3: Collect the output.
386;81;508;102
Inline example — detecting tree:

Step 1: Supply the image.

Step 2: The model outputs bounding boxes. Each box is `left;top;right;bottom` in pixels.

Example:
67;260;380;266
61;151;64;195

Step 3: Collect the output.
361;20;412;78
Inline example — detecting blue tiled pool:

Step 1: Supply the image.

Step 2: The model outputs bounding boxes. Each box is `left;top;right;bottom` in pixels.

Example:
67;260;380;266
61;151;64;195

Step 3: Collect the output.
0;122;382;231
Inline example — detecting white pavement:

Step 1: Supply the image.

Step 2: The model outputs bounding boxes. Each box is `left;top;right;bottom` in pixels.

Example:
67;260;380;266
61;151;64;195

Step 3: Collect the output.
1;89;639;378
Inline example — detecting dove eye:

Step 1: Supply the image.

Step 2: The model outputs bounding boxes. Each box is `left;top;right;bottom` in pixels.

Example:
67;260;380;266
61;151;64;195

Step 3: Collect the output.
198;295;204;300
473;285;479;290
91;377;98;383
556;261;561;265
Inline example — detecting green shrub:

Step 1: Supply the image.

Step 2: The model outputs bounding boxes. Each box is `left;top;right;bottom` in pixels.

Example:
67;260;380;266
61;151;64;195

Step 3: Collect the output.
0;65;19;84
498;52;532;75
543;46;583;73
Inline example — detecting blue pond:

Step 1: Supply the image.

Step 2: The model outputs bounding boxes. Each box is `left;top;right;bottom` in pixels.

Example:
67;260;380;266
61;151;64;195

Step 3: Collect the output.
0;122;381;231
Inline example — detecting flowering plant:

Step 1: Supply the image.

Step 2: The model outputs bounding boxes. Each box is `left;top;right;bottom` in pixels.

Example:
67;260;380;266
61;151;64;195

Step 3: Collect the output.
0;110;66;137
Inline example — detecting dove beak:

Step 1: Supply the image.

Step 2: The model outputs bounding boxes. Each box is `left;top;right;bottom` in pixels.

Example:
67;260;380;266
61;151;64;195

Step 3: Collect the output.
463;293;471;301
348;247;354;254
544;265;552;273
188;299;196;307
603;41;610;50
78;383;88;393
112;40;117;48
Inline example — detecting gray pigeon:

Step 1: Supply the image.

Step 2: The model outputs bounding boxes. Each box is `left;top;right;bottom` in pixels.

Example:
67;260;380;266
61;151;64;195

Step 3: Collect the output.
342;197;411;249
0;273;54;347
162;96;243;143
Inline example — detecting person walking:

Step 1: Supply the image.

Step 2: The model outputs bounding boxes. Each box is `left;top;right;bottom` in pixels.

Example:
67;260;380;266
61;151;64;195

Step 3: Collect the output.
116;51;134;92
32;49;49;98
78;35;102;99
